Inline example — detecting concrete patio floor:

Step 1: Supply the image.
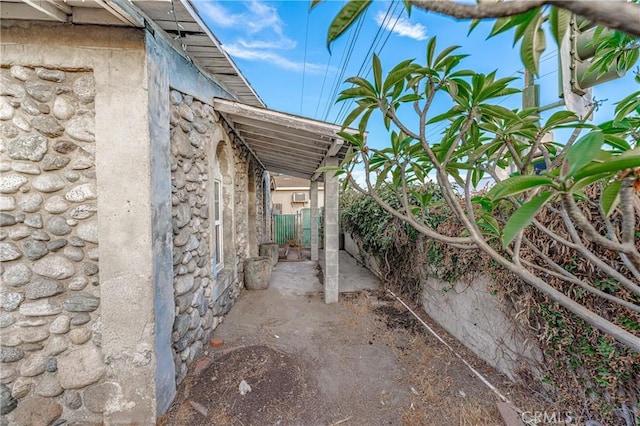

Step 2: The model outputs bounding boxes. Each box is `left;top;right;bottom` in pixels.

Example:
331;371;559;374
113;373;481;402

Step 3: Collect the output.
205;250;411;424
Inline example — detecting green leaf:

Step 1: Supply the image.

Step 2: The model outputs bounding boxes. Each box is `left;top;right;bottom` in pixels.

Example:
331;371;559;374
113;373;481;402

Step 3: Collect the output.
549;7;571;46
502;191;554;246
426;37;437;68
601;180;622;217
326;0;372;49
520;13;544;75
342;103;369;130
573;156;640;182
488;175;555;199
310;0;323;9
372;54;382;94
563;131;604;178
543;110;577;129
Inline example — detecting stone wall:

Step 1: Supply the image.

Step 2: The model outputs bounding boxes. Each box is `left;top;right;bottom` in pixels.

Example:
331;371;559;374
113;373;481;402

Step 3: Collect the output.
169;90;267;386
0;66;104;423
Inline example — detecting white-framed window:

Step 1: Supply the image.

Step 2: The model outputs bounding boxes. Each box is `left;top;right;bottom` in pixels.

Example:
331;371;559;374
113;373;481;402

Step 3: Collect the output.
212;158;223;274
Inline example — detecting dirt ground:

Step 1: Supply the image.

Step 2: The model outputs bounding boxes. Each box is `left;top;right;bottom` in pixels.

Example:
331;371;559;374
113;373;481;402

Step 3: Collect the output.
160;274;543;426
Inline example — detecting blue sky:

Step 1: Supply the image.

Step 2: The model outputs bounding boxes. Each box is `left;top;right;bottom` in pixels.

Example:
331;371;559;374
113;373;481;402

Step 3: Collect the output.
194;0;636;152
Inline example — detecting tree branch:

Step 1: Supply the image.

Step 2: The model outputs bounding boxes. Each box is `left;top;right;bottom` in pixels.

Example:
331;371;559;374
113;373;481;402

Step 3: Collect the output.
409;0;640;38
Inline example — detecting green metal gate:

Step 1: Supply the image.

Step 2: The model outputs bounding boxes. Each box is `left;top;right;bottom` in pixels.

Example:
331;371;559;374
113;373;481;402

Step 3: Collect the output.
273;209;323;248
273;214;297;245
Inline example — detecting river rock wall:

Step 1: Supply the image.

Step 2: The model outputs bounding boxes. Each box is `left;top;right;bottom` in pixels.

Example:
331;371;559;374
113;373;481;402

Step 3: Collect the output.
0;65;104;424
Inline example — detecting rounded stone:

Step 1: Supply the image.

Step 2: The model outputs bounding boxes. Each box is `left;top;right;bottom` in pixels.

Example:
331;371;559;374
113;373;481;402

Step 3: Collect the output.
20;328;50;343
12;115;31;131
19;300;62;317
31;116;64;138
64;390;82;410
44;195;69;214
32;175;66;193
47;215;72;236
10;65;32;81
42;154;70;171
45;357;57;372
57;346;105;389
63;246;84;262
53;95;75;120
0;242;22;261
73;75;96;103
66;116;95;142
22;238;49;260
64;170;80;182
65;183;96;202
21;98;41;116
53;140;78;154
25;277;64;300
70;204;96;220
0;314;16;329
69;236;85;247
0;213;16;227
0;195;16;211
6;224;30;238
25;81;55;102
0;383;17;415
19;355;46;377
1;292;24;311
46;239;67;251
0;97;14;121
36;68;66;83
11;161;40;175
2;334;22;347
10;377;32;399
7;134;48;161
170;90;183;105
32;255;75;279
50;315;70;334
2;123;19;138
18;193;43;213
87;247;98;261
68;328;91;345
2;263;31;287
10;395;62;426
63;292;99;312
68;275;88;291
0;174;28;194
83;262;98;276
46;336;68;356
76;220;98;244
35;374;64;397
70;313;90;326
24;214;43;228
0;367;16;384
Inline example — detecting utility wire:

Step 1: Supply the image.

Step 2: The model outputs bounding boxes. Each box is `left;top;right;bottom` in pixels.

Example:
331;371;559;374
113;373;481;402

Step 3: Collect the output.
322;9;367;122
300;7;311;115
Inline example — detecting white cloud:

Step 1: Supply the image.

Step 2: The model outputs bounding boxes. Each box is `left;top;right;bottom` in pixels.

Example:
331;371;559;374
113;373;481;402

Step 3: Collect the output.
196;2;240;28
237;37;296;50
375;11;427;41
223;44;326;74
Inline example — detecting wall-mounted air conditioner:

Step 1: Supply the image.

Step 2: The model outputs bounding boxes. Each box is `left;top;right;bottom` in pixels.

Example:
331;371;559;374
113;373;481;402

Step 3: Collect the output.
292;192;308;203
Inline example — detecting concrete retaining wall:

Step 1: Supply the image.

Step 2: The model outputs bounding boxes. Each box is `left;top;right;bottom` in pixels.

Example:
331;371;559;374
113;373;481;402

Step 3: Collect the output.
343;232;542;380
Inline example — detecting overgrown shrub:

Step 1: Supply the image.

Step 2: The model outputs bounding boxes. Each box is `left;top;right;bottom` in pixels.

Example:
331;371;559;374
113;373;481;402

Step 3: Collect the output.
341;188;640;424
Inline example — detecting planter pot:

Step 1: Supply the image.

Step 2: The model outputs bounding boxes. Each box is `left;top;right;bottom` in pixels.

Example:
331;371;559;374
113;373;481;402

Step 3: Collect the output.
243;256;272;290
259;242;279;267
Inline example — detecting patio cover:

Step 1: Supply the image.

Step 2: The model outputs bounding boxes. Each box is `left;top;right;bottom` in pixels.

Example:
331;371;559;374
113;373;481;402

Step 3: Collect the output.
213;98;356;181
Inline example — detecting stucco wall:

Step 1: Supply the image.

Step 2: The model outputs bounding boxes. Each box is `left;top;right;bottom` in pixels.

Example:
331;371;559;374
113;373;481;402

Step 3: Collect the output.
1;19;269;424
343;232;542;380
1;22;155;424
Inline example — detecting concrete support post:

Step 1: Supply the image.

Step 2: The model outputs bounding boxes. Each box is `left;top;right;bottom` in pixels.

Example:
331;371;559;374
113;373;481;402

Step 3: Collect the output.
310;180;319;262
323;158;339;303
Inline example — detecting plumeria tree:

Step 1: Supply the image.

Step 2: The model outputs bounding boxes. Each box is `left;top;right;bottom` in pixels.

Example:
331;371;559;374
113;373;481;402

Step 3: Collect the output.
316;0;640;352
